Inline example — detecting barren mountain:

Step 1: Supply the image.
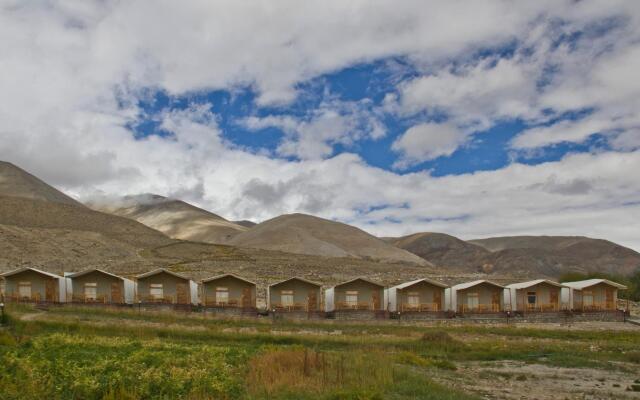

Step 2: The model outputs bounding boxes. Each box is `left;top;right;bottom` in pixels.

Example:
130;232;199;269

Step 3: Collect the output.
390;232;640;277
233;220;257;228
87;194;248;244
227;213;431;266
0;161;83;207
0;162;444;289
386;232;489;271
0;162;173;273
469;236;640;277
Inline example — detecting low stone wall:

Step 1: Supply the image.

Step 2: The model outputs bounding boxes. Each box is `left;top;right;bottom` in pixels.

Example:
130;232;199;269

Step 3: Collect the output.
203;307;258;317
269;310;325;320
456;312;507;320
398;311;451;320
505;310;626;323
331;310;387;320
137;303;195;312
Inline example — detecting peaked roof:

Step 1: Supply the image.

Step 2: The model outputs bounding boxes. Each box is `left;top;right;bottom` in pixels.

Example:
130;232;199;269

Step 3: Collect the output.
451;279;505;291
269;276;322;288
563;279;627;290
333;277;384;289
135;268;191;281
391;277;448;290
0;267;62;279
201;273;256;285
65;268;128;281
506;279;566;290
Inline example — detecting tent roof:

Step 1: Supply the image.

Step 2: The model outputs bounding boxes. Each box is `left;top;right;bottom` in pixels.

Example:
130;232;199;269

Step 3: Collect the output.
135;268;191;281
391;277;448;290
333;277;384;289
201;273;256;285
66;268;127;281
562;279;627;290
0;267;62;279
451;279;504;290
269;276;321;288
506;279;566;290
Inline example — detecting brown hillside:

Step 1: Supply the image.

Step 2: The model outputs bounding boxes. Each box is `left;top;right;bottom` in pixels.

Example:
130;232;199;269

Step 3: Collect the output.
391;233;640;277
0;161;83;206
88;194;247;244
388;232;489;271
0;196;171;248
227;213;431;266
469;236;640;277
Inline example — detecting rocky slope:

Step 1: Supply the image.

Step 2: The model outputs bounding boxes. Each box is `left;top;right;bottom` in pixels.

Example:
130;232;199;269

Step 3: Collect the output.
386;232;489;271
227;213;431;266
0;161;83;206
87;194;248;244
389;232;640;277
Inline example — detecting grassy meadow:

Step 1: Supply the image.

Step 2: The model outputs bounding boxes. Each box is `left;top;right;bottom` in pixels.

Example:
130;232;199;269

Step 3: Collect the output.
1;305;640;399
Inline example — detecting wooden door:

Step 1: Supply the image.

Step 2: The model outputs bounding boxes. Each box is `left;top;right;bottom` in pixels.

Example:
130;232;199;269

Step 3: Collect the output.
45;279;56;302
307;290;317;312
372;290;381;310
550;290;559;310
491;291;500;311
433;290;442;311
241;287;252;308
111;282;123;304
176;282;189;305
605;288;614;309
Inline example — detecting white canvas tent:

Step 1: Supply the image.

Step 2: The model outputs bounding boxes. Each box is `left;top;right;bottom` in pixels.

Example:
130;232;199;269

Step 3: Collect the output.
561;279;627;311
504;279;567;312
1;267;67;303
445;279;505;313
65;269;136;304
385;278;448;312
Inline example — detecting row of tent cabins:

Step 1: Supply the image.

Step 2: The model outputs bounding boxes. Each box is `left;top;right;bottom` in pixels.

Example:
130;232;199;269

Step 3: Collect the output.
0;267;628;315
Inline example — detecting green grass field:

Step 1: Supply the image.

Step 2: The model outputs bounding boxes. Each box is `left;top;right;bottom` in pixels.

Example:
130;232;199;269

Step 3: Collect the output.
1;304;639;399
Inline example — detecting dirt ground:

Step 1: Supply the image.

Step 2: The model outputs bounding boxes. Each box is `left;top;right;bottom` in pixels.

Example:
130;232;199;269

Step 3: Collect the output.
434;360;640;400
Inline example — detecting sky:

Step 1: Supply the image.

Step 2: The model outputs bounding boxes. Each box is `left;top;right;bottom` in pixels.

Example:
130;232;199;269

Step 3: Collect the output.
0;1;639;250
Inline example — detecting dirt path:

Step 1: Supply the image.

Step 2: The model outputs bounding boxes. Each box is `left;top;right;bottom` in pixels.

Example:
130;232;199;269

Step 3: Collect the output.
433;361;640;399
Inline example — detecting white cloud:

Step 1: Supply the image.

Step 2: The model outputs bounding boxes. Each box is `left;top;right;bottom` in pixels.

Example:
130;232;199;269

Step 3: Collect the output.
0;0;640;254
240;99;386;160
511;115;613;149
391;123;467;168
397;57;539;130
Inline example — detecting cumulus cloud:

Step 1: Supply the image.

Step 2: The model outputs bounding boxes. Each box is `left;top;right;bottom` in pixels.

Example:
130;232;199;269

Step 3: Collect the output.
241;98;386;160
1;1;640;253
391;123;468;168
396;57;539;131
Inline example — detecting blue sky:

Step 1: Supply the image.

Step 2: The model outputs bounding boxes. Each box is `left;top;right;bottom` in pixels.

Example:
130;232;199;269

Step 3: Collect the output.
131;53;604;178
1;1;639;250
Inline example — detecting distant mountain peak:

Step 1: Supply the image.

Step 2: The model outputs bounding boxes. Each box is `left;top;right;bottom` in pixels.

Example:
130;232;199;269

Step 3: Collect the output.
227;213;431;266
0;161;83;207
87;193;248;244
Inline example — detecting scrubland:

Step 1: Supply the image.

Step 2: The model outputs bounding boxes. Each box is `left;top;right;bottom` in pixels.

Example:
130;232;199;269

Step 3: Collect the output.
1;305;640;399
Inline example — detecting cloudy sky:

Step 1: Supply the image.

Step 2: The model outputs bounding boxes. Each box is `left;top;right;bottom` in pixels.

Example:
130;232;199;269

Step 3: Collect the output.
1;1;639;250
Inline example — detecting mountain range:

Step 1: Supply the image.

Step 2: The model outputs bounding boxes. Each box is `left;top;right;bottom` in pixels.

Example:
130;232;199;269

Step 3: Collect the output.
1;160;638;282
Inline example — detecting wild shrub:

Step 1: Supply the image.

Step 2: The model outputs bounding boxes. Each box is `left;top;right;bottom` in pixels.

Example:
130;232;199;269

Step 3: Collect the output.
246;347;393;397
626;351;640;364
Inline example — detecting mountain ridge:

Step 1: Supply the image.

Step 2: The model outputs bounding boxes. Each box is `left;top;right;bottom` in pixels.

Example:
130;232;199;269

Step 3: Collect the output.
87;193;248;244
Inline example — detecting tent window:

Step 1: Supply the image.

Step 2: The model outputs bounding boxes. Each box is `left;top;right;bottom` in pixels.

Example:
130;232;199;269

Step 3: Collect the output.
527;291;537;305
216;287;229;304
583;290;593;306
467;292;479;310
150;283;163;299
18;282;31;299
345;290;358;307
84;283;97;300
407;292;420;306
281;290;294;306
